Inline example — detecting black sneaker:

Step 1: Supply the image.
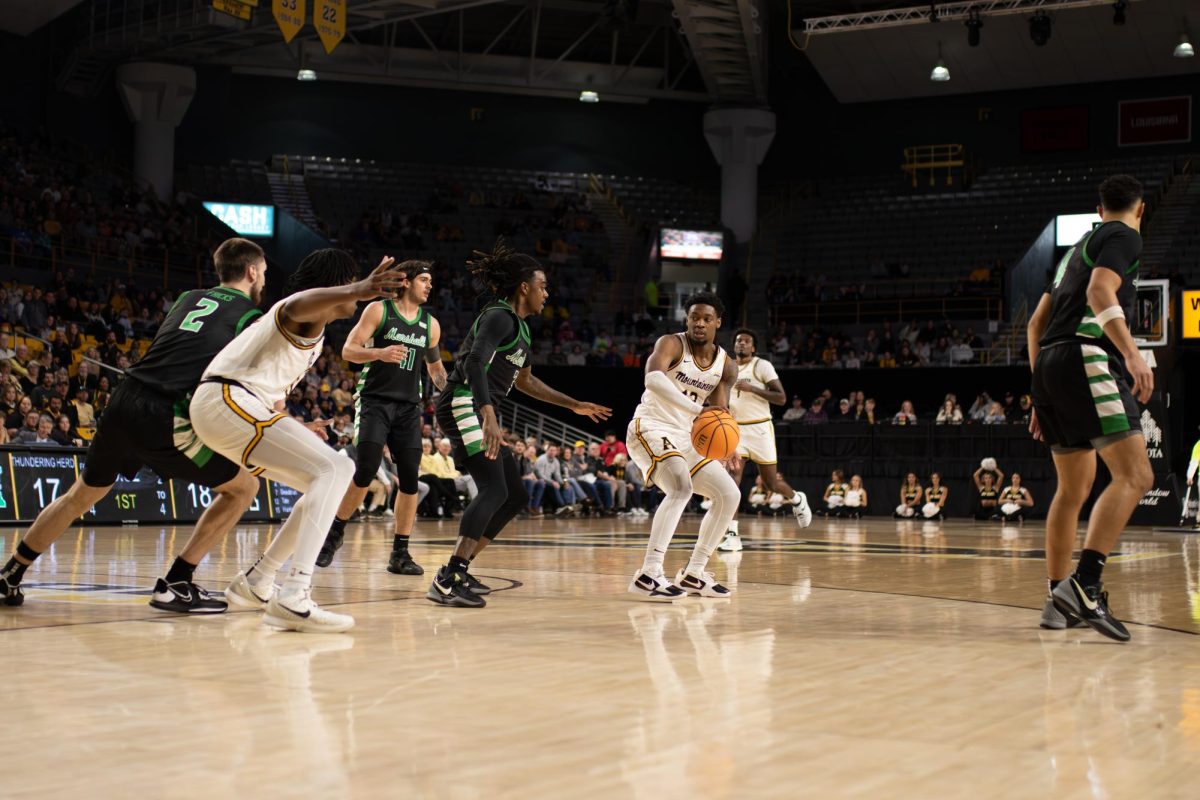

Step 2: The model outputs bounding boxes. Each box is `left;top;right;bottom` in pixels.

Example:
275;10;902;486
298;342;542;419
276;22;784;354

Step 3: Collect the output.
461;571;492;595
1051;578;1130;642
426;568;486;608
387;551;425;576
1;575;24;607
148;579;228;614
315;529;344;568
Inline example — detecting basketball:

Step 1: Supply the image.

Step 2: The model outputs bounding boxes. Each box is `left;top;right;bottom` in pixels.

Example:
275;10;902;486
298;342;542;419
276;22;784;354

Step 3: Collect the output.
691;408;740;460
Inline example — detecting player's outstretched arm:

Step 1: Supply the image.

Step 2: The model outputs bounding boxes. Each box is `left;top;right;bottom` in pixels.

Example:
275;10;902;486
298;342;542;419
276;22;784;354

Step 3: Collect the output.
642;335;702;416
283;255;407;327
515;367;612;423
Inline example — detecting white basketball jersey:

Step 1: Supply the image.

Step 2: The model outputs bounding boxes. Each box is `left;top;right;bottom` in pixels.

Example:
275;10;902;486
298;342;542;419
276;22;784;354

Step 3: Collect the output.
730;356;779;424
633;333;728;430
202;299;323;406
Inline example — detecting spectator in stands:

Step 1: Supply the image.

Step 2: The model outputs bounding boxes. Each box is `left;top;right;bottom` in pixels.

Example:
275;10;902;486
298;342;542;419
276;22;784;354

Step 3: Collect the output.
535;444;577;515
562;444;601;513
621;343;640;368
416;439;458;519
819;469;848;517
0;383;18;420
830;397;854;423
782;396;805;422
967;392;991;421
936;398;963;425
892;400;917;425
950;336;975;364
1011;394;1033;425
14;413;58;446
999;473;1034;522
7;396;33;437
51;414;81;447
599;430;628;466
566;344;586;366
518;443;545;517
547;344;567;366
895;472;923;518
929;336;952;366
877;350;897;368
982;401;1007;425
435;437;479;502
923;473;948;520
843;475;868;519
0;333;13;361
843;350;862;370
29;370;55;409
802;397;828;425
897;341;921;368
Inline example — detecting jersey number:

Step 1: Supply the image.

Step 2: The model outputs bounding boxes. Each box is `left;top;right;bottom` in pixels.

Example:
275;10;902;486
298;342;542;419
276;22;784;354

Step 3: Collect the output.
180;298;220;333
400;348;417;372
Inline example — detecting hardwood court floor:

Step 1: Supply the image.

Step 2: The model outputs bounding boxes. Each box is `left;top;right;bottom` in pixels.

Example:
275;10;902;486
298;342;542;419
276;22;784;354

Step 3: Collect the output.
2;515;1199;799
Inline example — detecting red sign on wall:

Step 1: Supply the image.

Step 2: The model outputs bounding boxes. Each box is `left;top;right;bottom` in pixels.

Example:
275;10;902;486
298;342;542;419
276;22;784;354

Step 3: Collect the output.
1021;106;1089;152
1118;96;1192;147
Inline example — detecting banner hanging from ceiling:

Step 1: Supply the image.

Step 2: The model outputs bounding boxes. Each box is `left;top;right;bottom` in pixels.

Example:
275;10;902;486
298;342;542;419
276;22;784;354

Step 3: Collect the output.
316;0;346;54
273;0;306;44
1118;96;1192;147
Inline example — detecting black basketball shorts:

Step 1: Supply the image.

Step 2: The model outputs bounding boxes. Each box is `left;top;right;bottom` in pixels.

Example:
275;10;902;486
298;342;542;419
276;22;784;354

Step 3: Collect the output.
1031;342;1141;451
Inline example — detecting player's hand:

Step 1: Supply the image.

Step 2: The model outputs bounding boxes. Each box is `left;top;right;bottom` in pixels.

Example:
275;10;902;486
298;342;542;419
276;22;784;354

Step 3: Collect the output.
1028;409;1043;442
572;401;612;423
482;414;504;460
352;256;407;300
723;453;742;472
303;417;333;440
377;344;409;364
733;379;752;394
1127;353;1154;404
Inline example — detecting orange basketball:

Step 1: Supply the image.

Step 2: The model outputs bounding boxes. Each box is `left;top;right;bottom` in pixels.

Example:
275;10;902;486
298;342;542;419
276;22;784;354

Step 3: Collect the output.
691;408;740;460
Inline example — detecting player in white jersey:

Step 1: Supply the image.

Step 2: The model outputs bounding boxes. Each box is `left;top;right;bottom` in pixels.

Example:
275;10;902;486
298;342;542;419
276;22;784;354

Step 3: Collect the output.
720;329;812;551
190;250;406;633
626;292;741;599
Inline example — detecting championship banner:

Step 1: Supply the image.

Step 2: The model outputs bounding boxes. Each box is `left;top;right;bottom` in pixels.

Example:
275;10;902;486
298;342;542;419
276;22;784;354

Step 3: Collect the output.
273;0;306;44
315;0;346;55
1021;106;1089;152
212;0;253;20
1118;96;1192;147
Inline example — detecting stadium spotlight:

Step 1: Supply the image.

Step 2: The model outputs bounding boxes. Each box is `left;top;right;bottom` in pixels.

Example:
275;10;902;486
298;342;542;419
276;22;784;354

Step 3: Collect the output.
930;43;950;82
1112;1;1127;26
297;68;318;81
965;9;983;47
1029;11;1052;46
579;90;600;102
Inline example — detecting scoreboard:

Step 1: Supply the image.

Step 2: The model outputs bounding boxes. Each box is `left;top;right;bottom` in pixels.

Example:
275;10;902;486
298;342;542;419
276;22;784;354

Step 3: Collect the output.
0;447;287;525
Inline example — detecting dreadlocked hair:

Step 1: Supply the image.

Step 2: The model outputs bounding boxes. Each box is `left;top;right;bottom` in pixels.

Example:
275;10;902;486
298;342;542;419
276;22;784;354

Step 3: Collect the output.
684;290;726;319
466;238;542;300
284;248;360;297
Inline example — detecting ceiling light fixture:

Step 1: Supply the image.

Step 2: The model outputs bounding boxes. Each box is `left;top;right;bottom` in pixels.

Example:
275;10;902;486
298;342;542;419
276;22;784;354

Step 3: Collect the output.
1029;11;1052;47
1176;19;1194;58
579;90;600;102
930;42;950;82
965;9;983;47
297;68;318;81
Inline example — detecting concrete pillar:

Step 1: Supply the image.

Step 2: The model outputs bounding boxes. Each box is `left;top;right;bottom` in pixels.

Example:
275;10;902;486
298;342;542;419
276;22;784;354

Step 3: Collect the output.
115;63;196;200
703;108;776;243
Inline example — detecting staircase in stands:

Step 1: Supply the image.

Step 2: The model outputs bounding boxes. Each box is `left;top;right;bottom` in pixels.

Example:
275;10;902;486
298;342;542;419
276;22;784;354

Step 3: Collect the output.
267;172;321;230
1140;169;1197;272
588;176;642;322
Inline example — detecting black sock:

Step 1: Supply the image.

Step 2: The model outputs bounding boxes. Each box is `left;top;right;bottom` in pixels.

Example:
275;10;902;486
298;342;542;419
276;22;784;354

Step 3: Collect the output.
165;556;197;584
392;534;409;554
1074;549;1106;588
332;517;348;534
2;557;29;585
1048;578;1061;593
448;555;470;574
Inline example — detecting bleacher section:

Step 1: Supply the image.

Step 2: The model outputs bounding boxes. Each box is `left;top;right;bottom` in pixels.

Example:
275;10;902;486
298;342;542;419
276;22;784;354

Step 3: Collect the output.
597;173;718;228
179;159;272;204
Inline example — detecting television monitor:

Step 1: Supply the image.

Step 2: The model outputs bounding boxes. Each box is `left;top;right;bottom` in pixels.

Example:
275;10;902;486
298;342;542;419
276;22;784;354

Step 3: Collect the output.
660;228;723;261
203;202;275;237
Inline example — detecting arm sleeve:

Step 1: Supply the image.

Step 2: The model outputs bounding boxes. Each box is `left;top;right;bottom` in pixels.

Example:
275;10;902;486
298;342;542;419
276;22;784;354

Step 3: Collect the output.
462;309;516;408
1089;228;1141;278
644;370;702;415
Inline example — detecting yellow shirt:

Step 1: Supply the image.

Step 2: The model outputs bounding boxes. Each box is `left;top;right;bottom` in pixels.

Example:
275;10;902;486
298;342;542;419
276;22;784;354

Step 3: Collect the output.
424;452;460;480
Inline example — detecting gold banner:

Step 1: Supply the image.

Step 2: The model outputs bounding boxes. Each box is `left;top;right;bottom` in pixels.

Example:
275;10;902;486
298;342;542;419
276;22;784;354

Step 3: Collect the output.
273;0;305;44
315;0;346;55
212;0;253;21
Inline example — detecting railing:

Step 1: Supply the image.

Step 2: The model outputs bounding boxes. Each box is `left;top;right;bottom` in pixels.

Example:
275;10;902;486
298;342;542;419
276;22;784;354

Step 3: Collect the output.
0;235;208;289
901;144;965;188
498;397;601;449
768;293;1001;327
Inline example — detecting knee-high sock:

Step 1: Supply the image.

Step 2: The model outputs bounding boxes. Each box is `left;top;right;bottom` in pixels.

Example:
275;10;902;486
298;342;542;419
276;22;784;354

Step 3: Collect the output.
641;457;692;574
688;462;741;576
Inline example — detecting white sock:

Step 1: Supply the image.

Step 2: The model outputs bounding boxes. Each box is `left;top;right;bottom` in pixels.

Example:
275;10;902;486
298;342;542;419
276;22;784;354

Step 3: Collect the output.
791;491;803;505
688;465;740;576
643;491;689;575
247;553;284;588
728;519;739;534
281;566;313;595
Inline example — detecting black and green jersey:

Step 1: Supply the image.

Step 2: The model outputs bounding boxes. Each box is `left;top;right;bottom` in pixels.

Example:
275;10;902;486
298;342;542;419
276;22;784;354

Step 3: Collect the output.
446;300;532;406
1040;221;1142;363
126;286;261;399
355;300;431;404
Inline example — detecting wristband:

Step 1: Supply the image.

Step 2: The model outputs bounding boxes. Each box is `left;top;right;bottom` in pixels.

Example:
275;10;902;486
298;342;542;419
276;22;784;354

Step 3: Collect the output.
1094;305;1125;328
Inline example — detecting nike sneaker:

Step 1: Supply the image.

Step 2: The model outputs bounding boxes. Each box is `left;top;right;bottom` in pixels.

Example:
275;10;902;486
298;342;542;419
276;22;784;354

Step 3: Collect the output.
1039;595;1083;630
673;568;733;598
461;570;492;595
792;492;813;528
315;528;345;569
264;587;355;633
387;551;424;576
627;571;685;601
1051;578;1130;642
426;567;486;608
225;572;277;610
717;530;743;552
148;578;228;614
1;574;24;607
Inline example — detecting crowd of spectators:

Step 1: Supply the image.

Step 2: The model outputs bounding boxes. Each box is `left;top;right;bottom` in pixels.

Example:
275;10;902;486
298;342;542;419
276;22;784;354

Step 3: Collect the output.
761;318;990;369
775;388;1034;427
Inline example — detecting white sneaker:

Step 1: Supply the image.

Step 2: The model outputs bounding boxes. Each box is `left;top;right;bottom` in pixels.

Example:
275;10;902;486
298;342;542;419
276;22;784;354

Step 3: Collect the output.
225;572;277;610
264;587;355;633
792;492;813;528
384;508;395;517
635;507;649;517
628;570;685;601
717;530;743;552
673;567;732;598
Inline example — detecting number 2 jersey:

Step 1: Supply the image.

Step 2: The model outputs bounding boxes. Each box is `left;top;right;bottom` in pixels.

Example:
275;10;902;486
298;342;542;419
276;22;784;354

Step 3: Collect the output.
126;286;261;401
632;333;729;432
